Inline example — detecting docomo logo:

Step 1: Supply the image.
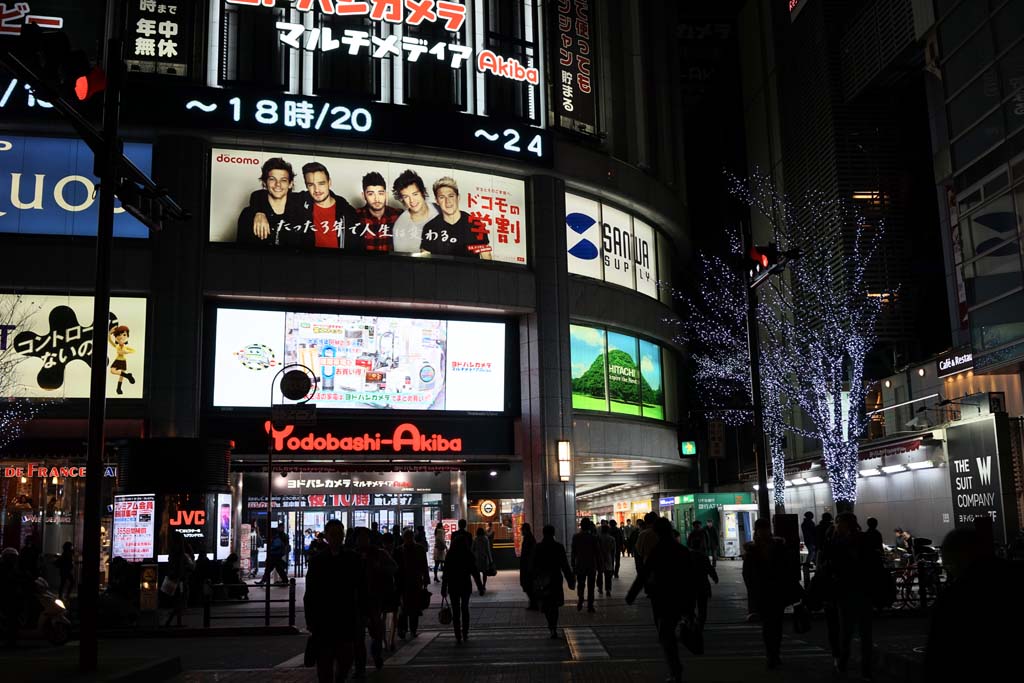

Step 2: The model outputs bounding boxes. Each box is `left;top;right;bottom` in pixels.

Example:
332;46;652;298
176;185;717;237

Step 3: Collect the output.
265;421;463;453
216;154;260;165
477;51;539;85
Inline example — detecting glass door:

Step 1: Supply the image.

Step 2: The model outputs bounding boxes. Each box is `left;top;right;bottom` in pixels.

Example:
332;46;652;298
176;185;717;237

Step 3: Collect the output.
353;509;370;530
401;509;415;530
375;509;397;531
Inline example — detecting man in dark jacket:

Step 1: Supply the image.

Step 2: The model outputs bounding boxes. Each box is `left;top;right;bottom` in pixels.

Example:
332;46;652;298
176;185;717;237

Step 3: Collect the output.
571;519;602;612
519;523;539;610
627;518;697;683
815;512;834;557
530;525;575;638
608;519;624;578
441;533;485;644
801;511;817;565
304;519;364;683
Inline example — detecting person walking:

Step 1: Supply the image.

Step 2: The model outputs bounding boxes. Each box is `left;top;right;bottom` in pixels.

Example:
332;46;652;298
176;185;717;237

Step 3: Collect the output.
472;527;494;589
694;538;719;630
687;521;706;554
825;513;875;678
598;523;617;597
626;518;697;683
163;534;194;628
703;518;720;568
635;512;660;566
622;519;634;557
530;524;575;638
801;511;817;565
626;520;642;564
519;523;539;610
864;517;884;558
394;529;430;639
815;513;834;557
255;529;289;586
450;519;472;548
414;526;429;550
609;519;624;578
742;518;796;670
353;527;397;673
441;532;485;644
432;522;447;583
55;541;74;601
304;519;364;683
571;518;601;612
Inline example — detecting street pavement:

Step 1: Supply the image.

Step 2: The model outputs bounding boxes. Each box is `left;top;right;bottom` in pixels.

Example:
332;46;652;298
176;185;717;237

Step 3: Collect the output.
0;557;930;682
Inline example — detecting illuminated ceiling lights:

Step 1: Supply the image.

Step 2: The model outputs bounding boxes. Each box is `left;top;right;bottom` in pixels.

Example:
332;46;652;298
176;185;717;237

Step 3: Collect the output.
789;478;807;486
859;468;882;477
881;464;907;474
907;460;935;470
805;476;824;484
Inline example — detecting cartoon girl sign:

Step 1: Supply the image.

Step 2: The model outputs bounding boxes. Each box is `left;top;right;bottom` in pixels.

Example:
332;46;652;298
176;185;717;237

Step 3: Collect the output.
109;324;137;395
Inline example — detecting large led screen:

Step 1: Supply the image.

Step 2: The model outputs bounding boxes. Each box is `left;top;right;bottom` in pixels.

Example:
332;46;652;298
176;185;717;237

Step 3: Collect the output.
212;308;505;412
570;323;665;420
210;148;527;265
0;295;147;399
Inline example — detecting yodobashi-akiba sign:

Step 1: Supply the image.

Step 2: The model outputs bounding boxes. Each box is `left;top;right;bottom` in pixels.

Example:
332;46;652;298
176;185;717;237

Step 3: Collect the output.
266;421;463;453
936;348;973;378
565;193;659;299
0;136;153;237
227;0;539;86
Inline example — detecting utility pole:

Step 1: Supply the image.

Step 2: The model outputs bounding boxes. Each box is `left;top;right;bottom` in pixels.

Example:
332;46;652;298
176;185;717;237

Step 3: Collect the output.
79;1;124;671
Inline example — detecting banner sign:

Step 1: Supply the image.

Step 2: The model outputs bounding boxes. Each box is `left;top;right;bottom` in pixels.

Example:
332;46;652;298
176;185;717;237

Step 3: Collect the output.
212;307;505;412
210;147;528;264
565;193;658;298
946;419;1008;544
550;0;597;134
113;494;156;562
936;348;973;378
125;0;191;77
0;136;153;237
0;295;147;399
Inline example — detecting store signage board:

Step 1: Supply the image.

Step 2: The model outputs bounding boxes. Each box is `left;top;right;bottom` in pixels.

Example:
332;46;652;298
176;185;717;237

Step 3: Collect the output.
946;418;1009;544
2;464;117;478
112;494;156;562
227;0;538;86
550;0;597;135
266;420;463;453
125;0;191;76
936;348;973;378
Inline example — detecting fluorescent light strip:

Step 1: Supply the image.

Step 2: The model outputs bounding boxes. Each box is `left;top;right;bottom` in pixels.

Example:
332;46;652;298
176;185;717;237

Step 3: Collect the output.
907;461;934;470
865;392;940;416
805;476;824;484
859;468;882;477
789;478;807;486
881;464;907;473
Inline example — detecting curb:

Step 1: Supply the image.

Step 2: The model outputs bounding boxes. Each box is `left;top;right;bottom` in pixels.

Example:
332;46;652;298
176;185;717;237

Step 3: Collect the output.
108;656;182;683
97;625;302;638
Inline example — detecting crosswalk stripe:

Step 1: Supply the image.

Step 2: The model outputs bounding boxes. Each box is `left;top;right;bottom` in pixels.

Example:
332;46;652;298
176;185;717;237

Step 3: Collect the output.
386;630;439;667
564;627;610;660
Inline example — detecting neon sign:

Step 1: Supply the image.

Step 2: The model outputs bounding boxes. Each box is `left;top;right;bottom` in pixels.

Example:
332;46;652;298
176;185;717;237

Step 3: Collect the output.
226;0;538;86
265;420;464;453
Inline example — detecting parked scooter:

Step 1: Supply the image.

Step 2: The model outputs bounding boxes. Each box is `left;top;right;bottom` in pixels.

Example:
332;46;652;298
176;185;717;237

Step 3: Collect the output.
0;577;71;645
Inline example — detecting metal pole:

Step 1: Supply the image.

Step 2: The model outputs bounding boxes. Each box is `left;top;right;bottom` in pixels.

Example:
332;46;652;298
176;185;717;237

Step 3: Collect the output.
744;230;771;522
266;372;276;628
79;3;123;670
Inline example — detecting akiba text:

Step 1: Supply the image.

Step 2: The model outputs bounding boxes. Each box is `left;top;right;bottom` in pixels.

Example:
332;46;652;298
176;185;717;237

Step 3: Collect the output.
266;421;463;453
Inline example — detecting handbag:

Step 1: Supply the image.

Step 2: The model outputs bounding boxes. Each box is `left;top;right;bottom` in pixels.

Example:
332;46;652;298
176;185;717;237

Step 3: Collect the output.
438;597;453;625
792;602;812;634
303;635;317;667
486;561;497;577
678;616;704;655
159;576;179;596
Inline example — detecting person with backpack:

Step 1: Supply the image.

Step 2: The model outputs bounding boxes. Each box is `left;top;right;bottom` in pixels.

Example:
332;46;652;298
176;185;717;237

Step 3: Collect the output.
441;532;485;644
530;524;575;639
626;518;697;683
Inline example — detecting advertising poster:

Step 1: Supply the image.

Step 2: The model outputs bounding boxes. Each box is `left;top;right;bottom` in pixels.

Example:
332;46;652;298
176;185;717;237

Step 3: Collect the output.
209;147;527;265
570;324;607;411
0;295;147;399
565;193;603;280
158;493;210;561
550;0;598;134
112;494;155;562
216;493;232;561
213;307;505;412
0;135;153;237
639;339;664;419
946;418;1009;544
607;331;642;415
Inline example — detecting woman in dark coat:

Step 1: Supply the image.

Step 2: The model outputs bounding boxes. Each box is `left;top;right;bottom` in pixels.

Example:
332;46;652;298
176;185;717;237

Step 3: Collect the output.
742;518;798;670
529;524;575;638
519;523;538;610
393;529;431;639
441;533;485;644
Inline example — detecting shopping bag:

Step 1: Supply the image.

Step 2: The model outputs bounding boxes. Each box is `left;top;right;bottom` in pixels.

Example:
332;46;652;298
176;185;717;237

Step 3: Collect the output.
159;576;179;596
678;616;704;655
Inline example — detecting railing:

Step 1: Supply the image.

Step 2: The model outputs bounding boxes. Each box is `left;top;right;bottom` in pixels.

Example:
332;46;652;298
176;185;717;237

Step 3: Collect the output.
202;579;296;628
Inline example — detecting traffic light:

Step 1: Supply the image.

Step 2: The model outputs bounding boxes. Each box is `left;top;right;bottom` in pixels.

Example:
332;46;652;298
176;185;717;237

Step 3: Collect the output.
8;23;105;103
749;243;780;272
680;441;697;457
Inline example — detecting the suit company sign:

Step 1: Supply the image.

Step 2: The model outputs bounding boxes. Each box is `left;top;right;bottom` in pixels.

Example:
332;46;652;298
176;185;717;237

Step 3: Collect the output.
946;419;1008;543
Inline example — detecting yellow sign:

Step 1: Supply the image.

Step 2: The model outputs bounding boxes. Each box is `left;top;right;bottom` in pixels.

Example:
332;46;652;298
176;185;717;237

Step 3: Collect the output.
479;499;498;518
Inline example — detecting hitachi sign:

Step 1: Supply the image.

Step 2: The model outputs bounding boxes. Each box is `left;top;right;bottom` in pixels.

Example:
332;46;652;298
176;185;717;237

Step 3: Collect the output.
265;421;463;453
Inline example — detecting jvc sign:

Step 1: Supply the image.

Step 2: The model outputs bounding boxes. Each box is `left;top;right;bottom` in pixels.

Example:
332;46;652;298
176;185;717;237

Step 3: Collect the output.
0;136;153;237
946;418;1013;544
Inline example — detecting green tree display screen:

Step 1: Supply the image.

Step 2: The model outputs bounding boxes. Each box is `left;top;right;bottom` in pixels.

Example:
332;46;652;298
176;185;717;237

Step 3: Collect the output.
570;324;664;420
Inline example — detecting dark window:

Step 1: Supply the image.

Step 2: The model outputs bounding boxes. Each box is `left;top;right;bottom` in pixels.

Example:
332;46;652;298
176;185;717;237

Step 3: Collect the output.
993;0;1024;53
402;12;467;110
953;109;1005;168
483;0;540;124
938;0;988;55
947;67;1000;138
970;289;1024;351
945;26;995;96
314;14;380;98
220;1;289;89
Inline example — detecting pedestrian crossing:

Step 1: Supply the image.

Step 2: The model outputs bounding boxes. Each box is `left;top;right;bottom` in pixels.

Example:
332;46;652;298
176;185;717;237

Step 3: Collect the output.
564;627;610;660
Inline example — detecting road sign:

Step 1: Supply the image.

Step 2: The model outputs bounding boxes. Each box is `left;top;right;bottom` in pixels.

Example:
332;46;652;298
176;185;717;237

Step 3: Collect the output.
709;420;725;459
271;404;317;428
